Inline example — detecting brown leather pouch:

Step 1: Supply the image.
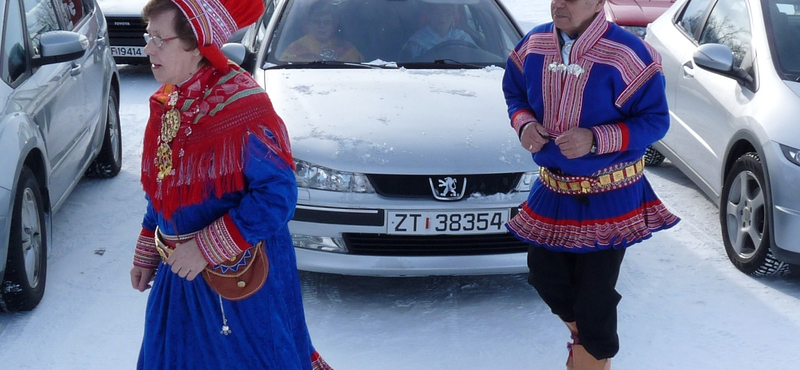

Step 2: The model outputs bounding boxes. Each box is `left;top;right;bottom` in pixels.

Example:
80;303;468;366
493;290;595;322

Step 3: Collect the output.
202;242;269;301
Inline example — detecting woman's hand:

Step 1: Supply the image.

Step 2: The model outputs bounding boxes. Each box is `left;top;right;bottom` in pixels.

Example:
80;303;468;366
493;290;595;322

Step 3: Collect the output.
166;238;209;281
520;122;550;153
554;127;594;159
130;266;156;292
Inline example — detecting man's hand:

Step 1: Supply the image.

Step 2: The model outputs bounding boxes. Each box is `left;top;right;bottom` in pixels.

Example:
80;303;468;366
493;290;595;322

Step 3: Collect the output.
554;127;594;159
166;238;209;281
130;266;156;292
520;122;550;153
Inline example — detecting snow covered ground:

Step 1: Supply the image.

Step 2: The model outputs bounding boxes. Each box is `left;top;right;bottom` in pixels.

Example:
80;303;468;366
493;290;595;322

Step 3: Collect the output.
2;1;800;369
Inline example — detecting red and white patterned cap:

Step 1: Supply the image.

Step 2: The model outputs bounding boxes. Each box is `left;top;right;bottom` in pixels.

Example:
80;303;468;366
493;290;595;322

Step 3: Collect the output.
170;0;265;70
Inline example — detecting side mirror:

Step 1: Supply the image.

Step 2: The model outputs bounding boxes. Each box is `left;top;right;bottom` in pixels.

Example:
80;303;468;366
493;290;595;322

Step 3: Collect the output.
34;31;87;66
693;43;754;86
221;43;246;66
693;43;734;72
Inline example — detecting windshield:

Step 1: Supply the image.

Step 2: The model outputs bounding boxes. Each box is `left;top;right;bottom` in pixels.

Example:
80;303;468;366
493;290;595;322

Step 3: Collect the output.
263;0;522;68
764;0;800;80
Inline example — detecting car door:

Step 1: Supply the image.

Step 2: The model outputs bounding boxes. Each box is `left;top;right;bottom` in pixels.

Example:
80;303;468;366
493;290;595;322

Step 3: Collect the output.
54;0;108;172
22;0;89;204
665;0;755;194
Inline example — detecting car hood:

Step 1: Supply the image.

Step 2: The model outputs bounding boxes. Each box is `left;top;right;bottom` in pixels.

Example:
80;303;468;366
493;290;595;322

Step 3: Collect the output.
259;67;533;175
95;0;147;17
605;0;675;25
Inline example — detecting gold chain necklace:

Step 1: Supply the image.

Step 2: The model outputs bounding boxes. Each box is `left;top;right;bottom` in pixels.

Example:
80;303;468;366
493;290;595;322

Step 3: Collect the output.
156;91;180;180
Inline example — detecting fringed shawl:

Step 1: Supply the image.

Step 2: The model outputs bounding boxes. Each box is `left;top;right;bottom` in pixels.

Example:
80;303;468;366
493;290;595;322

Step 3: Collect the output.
141;64;294;220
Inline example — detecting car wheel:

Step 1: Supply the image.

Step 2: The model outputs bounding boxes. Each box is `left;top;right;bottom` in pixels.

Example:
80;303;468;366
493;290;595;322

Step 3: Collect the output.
1;166;47;311
644;146;665;166
85;92;122;178
720;152;788;276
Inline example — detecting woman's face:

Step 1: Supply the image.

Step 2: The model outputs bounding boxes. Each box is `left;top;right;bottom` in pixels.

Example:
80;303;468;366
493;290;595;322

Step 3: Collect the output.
144;9;204;85
305;11;337;43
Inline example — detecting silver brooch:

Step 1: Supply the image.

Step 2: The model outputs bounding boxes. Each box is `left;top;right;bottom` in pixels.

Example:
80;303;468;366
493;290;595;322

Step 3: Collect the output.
548;62;585;77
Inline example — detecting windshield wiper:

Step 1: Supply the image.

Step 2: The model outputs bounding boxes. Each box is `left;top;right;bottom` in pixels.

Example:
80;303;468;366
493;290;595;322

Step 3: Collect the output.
397;59;483;69
265;60;398;70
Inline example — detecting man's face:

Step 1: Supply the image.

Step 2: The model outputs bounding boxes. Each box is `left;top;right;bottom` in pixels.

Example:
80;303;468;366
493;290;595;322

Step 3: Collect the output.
550;0;604;37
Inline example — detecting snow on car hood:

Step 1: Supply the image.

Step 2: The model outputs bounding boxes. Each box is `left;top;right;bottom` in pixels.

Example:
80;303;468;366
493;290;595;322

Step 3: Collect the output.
260;67;533;175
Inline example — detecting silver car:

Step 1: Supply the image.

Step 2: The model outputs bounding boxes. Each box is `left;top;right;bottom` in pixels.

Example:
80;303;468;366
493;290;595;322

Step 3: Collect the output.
228;0;533;276
646;0;800;275
1;0;121;311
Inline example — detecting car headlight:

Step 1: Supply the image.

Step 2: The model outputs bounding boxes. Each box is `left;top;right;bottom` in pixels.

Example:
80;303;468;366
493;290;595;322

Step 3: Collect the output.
780;144;800;167
294;159;376;193
515;171;537;192
621;25;647;39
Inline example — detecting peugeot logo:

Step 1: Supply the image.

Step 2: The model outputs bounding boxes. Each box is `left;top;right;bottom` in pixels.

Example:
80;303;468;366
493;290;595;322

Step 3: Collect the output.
429;176;467;201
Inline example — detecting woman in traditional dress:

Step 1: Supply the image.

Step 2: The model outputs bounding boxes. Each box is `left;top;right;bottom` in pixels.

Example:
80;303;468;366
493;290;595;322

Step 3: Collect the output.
128;0;332;369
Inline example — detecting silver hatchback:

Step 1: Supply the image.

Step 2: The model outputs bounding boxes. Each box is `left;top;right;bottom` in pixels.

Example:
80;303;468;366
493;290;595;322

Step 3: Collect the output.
1;0;121;311
646;0;800;275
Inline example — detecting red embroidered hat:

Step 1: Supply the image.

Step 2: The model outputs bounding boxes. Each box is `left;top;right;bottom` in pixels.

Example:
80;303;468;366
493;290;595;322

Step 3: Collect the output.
170;0;265;70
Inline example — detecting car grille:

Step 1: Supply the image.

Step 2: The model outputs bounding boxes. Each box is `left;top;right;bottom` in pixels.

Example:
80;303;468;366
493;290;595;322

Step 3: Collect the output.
107;17;147;47
342;233;528;256
367;173;522;199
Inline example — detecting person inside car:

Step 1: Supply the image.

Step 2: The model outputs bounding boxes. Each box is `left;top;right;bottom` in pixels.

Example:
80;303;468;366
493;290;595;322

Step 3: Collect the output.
279;0;362;62
399;2;476;59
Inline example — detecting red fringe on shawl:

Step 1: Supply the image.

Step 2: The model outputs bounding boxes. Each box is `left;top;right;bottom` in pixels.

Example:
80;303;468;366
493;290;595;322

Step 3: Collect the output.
141;64;294;220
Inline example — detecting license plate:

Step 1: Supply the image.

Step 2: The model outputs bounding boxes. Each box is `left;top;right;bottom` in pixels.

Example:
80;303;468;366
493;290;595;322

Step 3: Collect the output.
388;210;508;235
110;46;145;57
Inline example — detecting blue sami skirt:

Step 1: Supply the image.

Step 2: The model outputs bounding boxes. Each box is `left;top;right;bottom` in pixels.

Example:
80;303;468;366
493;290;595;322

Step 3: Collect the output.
136;234;329;370
506;173;679;253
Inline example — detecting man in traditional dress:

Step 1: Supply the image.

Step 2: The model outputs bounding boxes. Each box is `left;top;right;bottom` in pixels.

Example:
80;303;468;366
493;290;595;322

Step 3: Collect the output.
502;0;680;368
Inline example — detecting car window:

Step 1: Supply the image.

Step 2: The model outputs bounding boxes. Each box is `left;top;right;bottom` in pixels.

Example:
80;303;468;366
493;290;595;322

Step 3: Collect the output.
699;0;752;69
3;0;29;85
765;0;800;77
677;0;714;40
22;0;60;57
53;0;88;30
265;0;520;67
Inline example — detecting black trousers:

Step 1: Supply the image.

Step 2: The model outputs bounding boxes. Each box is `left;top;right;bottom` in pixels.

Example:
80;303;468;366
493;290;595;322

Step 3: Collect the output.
527;246;626;360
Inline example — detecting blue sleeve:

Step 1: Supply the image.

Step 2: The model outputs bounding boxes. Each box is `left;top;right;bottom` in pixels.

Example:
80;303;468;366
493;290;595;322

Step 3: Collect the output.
228;135;298;245
141;196;157;232
619;70;670;151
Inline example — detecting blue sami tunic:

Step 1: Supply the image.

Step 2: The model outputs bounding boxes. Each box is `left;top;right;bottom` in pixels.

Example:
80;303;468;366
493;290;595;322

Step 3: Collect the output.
134;65;328;370
502;11;679;253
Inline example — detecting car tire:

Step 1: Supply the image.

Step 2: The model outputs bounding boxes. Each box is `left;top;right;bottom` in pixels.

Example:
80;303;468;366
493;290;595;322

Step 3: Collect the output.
1;166;47;312
85;91;122;178
720;152;788;276
644;146;665;166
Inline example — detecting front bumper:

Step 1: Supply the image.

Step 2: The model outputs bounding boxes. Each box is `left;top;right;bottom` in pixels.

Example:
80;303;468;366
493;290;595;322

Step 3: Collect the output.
765;141;800;264
295;248;529;276
290;189;531;276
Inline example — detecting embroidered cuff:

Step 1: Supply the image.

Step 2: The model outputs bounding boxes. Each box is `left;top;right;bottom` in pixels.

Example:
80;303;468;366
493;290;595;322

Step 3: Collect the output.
511;110;539;138
133;228;160;269
590;123;630;154
195;214;249;266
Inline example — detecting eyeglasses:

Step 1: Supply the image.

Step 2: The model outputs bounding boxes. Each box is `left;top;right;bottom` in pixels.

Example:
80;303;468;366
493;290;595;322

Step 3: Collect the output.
143;33;179;48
